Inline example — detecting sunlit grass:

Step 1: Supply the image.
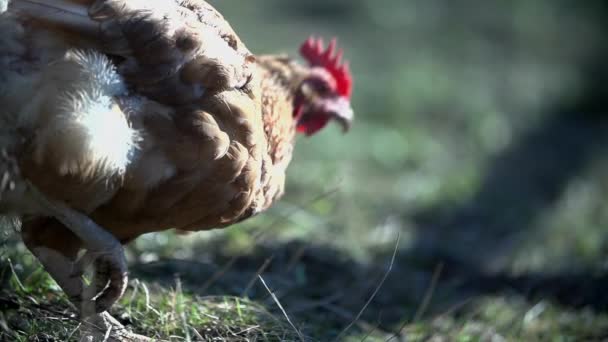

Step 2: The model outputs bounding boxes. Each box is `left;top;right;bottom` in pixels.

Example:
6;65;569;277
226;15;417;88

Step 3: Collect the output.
2;0;608;340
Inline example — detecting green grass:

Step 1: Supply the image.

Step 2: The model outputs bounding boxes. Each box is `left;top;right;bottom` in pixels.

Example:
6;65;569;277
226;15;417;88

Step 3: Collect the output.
4;252;608;341
3;0;608;340
0;247;300;341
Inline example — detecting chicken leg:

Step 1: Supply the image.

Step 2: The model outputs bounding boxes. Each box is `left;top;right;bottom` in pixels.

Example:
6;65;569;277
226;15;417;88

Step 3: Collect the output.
23;182;128;316
21;222;143;341
19;188;153;340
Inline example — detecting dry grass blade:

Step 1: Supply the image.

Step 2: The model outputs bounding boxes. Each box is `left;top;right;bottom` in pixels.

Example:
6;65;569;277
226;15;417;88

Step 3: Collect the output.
413;262;443;322
387;262;444;342
360;318;381;342
258;275;305;342
333;233;401;342
199;256;239;293
174;277;192;342
102;325;112;342
434;297;473;321
198;187;341;295
286;244;308;272
290;293;344;314
7;258;26;292
191;326;205;341
242;256;275;297
66;322;82;341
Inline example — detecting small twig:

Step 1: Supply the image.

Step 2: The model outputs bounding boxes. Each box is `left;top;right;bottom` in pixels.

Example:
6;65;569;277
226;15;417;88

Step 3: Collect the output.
321;304;354;320
40;316;72;321
174;277;192;342
200;256;238;293
193;297;219;320
66;322;82;341
360;317;382;342
360;326;377;342
413;262;443;322
433;297;473;321
333;233;401;342
259;186;342;241
127;279;140;313
141;282;160;316
388;262;444;342
197;187;341;295
289;293;344;314
258;275;305;342
7;258;26;292
321;304;385;334
286;244;308;272
235;325;261;335
102;324;112;342
191;326;205;341
242;256;274;297
142;281;151;309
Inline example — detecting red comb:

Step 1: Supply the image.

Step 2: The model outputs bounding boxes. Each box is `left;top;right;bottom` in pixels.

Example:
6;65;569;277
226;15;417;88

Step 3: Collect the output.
300;36;353;98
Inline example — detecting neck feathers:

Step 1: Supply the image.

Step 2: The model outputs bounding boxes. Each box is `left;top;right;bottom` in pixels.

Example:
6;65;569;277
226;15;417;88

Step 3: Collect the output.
256;54;310;158
245;55;309;213
257;55;309;97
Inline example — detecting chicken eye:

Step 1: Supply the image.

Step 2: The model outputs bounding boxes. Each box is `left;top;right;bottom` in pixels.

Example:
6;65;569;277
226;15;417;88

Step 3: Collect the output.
301;82;314;97
314;80;331;94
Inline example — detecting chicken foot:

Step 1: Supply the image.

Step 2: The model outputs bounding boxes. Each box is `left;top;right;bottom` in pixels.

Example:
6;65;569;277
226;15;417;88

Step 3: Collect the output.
23;182;128;316
81;312;153;341
22;233;148;341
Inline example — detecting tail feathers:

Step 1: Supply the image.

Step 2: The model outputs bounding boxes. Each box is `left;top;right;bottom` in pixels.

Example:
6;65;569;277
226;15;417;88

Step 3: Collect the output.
32;50;139;180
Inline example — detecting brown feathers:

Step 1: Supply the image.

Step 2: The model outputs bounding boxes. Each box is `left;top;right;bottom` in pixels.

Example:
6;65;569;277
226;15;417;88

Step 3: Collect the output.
1;0;353;314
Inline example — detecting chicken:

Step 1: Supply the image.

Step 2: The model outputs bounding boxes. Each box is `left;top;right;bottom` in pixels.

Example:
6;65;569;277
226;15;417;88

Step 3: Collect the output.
1;0;354;321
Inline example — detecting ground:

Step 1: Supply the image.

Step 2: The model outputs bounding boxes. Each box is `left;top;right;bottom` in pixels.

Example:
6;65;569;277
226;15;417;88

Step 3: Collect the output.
2;0;608;341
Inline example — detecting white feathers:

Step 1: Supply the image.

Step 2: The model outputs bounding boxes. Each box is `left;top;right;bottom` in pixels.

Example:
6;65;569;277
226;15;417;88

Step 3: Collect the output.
68;49;127;95
32;50;139;179
0;0;9;13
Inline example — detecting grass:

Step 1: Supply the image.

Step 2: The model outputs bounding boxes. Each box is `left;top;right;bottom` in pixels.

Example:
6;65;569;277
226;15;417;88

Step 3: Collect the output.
4;247;608;341
0;246;300;341
3;0;608;340
0;284;299;341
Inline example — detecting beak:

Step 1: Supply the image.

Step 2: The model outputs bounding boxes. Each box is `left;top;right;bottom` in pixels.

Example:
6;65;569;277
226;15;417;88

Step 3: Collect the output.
324;96;354;133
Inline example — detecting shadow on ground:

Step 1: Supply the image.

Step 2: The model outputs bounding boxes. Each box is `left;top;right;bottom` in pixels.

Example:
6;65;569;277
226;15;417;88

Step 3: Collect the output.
408;54;608;271
129;29;608;335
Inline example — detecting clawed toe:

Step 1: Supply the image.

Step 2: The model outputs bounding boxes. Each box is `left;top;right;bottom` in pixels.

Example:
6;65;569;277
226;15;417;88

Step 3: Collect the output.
24;183;130;316
71;246;128;316
30;244;128;317
79;311;152;341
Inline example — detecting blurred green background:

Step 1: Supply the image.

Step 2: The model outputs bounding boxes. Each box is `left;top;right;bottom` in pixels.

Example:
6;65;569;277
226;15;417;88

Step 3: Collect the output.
205;0;608;273
4;0;608;340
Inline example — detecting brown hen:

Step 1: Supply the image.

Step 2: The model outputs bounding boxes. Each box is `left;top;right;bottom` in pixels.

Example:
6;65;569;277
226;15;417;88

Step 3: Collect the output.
1;0;354;325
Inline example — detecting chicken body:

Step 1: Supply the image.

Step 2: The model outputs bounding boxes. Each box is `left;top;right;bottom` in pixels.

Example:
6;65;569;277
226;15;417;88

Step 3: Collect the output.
1;0;354;322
